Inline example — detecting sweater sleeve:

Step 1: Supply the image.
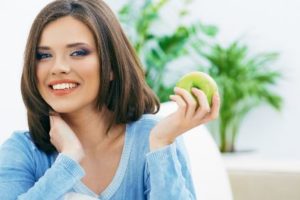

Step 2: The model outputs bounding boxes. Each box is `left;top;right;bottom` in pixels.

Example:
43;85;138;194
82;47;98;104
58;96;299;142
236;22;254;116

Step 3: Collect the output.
144;136;196;200
0;132;85;200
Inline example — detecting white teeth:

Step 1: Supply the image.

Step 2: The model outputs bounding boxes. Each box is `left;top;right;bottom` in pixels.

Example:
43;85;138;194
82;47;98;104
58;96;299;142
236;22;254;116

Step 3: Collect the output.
52;83;77;90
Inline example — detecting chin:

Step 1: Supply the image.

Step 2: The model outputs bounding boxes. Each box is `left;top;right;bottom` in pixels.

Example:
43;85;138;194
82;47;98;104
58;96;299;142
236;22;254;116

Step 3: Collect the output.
50;104;79;114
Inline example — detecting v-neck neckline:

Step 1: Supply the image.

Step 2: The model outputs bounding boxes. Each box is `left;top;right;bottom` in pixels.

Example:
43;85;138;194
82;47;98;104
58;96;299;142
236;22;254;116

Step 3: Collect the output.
72;123;134;199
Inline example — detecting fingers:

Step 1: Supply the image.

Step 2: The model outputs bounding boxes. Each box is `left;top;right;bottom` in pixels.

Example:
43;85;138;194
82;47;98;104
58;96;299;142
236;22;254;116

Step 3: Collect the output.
173;87;197;118
170;87;211;118
163;87;220;142
49;115;55;128
170;87;220;121
49;110;56;116
191;88;210;119
201;92;221;123
170;87;220;126
49;111;61;126
210;93;220;119
169;93;187;116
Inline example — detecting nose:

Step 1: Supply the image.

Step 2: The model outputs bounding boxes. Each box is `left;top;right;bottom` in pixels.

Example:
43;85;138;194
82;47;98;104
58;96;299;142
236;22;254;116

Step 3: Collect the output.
51;57;71;75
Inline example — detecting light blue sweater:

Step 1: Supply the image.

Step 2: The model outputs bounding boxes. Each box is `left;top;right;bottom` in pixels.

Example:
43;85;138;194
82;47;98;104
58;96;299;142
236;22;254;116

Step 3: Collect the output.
0;114;196;200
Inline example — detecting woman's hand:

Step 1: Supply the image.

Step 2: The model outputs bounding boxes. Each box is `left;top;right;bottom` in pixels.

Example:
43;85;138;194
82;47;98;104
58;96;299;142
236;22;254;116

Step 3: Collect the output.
49;114;84;162
149;87;220;151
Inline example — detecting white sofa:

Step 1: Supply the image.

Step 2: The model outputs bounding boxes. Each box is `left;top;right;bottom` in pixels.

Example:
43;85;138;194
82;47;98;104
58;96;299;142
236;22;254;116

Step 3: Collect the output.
157;101;233;200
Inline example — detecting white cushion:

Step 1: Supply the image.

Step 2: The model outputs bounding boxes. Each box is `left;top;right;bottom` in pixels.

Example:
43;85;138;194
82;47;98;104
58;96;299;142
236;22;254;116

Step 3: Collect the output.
156;101;233;200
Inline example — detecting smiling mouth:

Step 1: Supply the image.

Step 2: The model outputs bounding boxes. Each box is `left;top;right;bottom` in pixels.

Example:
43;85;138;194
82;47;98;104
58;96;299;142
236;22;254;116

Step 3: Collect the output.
48;82;80;96
50;82;79;90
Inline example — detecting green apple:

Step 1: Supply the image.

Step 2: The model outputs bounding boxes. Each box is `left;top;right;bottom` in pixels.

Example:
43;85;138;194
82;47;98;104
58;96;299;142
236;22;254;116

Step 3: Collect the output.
176;71;218;106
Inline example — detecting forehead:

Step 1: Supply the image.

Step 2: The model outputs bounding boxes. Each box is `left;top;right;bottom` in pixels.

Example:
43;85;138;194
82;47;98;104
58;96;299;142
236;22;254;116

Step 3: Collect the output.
39;16;96;47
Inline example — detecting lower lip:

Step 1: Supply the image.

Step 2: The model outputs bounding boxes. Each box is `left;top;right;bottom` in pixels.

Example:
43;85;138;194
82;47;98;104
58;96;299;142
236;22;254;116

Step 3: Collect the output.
50;86;79;96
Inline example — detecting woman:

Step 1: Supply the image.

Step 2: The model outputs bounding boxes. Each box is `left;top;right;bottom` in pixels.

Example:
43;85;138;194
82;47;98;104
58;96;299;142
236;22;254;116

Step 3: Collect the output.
0;0;220;199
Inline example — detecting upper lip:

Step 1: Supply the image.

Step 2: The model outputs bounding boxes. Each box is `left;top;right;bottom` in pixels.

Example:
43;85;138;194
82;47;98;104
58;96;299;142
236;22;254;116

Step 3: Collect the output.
48;79;80;86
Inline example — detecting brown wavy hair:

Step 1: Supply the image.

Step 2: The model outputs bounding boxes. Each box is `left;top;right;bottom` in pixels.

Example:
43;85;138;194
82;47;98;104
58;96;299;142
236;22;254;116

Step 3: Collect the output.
21;0;160;154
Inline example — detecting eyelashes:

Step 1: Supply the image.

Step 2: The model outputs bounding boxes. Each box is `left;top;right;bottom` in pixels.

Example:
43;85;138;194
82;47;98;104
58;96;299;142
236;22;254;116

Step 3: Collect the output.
36;48;91;61
70;49;91;57
36;52;51;60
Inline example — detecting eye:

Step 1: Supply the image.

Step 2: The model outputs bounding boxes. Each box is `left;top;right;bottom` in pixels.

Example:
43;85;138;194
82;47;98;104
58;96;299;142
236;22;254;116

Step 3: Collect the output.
36;52;52;60
70;49;90;57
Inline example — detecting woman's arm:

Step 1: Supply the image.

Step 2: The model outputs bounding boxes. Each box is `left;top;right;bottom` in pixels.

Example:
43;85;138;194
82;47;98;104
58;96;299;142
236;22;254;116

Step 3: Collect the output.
144;137;196;199
0;133;84;200
149;87;220;151
144;87;220;199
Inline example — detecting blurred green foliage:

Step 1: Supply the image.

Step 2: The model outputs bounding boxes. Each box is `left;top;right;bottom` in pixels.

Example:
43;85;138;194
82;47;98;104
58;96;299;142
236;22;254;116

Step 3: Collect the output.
118;0;217;102
194;41;283;152
118;0;283;152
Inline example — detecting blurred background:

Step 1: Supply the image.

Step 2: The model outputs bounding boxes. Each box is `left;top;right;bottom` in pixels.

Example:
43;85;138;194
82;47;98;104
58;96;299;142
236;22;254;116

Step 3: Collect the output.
0;0;300;199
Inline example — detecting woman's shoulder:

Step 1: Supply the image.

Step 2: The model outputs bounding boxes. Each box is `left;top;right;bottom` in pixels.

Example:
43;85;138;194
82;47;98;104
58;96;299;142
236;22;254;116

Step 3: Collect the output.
0;131;56;177
134;114;160;126
126;114;160;146
1;130;37;151
0;130;54;163
0;131;35;170
127;114;160;134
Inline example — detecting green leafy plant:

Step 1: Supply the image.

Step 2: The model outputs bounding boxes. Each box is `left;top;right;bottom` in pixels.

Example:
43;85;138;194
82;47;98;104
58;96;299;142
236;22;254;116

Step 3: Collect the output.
118;0;283;152
118;0;217;102
193;41;283;152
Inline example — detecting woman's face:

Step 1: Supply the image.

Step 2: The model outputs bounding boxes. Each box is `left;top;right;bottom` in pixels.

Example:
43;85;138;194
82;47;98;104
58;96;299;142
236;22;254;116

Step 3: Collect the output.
36;16;100;114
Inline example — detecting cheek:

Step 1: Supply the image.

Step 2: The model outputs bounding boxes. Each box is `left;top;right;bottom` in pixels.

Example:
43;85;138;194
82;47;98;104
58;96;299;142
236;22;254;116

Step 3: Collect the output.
36;63;48;82
36;63;51;95
75;58;100;83
36;67;43;84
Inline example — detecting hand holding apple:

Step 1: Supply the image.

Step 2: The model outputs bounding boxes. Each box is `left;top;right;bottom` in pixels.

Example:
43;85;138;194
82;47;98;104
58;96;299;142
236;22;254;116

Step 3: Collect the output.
149;71;220;151
176;71;218;106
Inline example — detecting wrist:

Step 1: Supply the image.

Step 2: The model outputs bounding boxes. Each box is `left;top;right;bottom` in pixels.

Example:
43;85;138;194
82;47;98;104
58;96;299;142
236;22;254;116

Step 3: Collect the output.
61;147;84;162
149;133;175;151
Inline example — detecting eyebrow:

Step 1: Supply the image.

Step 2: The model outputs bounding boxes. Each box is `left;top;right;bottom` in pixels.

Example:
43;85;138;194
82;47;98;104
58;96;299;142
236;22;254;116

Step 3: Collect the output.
37;42;90;50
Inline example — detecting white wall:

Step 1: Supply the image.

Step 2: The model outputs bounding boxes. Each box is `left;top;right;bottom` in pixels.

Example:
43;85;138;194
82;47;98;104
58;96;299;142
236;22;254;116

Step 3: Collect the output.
186;0;300;158
1;0;299;159
0;0;52;144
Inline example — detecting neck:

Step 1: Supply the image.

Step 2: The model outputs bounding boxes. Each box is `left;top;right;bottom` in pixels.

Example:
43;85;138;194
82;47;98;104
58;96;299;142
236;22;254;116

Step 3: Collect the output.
60;107;124;153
